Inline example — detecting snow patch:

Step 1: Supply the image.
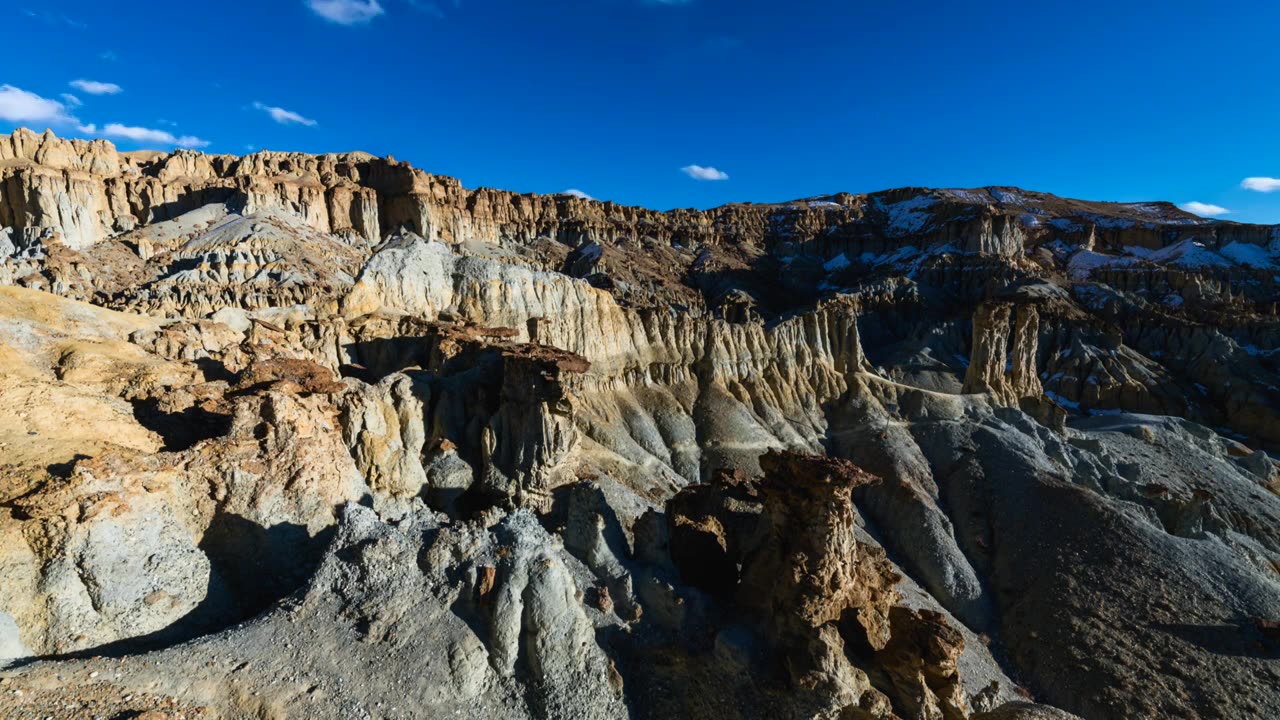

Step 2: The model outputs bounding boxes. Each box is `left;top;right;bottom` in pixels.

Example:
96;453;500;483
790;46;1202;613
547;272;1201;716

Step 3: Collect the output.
943;189;989;205
1067;250;1138;280
1146;239;1233;270
990;189;1027;205
1045;390;1080;411
1220;241;1277;269
1240;343;1279;358
1080;213;1139;230
823;253;851;271
876;195;937;238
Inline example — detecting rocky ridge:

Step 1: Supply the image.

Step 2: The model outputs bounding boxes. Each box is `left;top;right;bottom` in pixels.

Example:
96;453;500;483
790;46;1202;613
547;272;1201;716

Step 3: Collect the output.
1;129;1278;719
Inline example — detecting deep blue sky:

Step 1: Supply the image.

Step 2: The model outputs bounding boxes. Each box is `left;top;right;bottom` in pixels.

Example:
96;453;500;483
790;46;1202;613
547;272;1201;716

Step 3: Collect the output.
4;0;1280;221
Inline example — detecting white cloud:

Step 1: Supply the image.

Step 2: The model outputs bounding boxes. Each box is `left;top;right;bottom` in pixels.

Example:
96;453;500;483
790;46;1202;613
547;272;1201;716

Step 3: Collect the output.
681;164;729;181
1179;201;1230;217
1241;177;1280;193
60;93;82;107
307;0;385;24
70;79;122;95
253;101;318;127
0;85;77;125
84;122;210;149
561;189;594;200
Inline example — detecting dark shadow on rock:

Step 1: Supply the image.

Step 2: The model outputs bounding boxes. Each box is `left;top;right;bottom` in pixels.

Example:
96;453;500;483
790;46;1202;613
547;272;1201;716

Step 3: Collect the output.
692;256;801;322
194;356;236;383
199;514;333;617
1150;621;1280;659
342;337;433;380
130;398;232;451
45;454;91;478
135;189;239;223
7;514;334;667
9;582;241;665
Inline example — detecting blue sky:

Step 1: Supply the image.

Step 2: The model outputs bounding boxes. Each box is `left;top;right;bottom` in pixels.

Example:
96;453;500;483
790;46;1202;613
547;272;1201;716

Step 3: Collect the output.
3;0;1280;221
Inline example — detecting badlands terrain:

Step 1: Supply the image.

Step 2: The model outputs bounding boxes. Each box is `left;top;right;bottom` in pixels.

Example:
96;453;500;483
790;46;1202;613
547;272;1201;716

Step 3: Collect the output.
0;127;1278;719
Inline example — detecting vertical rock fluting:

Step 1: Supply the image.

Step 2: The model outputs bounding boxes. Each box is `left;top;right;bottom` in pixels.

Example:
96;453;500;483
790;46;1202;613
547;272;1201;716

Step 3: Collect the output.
1008;305;1043;401
962;303;1042;407
338;373;429;501
963;304;1013;403
479;346;590;510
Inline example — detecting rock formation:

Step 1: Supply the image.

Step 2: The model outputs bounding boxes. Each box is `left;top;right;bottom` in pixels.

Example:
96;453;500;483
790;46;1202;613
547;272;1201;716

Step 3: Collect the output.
2;129;1279;720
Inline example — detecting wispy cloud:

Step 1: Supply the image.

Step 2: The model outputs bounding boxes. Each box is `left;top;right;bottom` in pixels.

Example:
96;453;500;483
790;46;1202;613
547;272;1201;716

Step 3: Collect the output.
1179;201;1230;217
307;0;385;24
70;79;122;95
406;0;446;18
100;51;119;62
561;189;594;200
21;8;87;28
681;164;729;181
1241;177;1280;193
253;101;318;126
60;93;82;107
0;85;78;125
80;123;210;149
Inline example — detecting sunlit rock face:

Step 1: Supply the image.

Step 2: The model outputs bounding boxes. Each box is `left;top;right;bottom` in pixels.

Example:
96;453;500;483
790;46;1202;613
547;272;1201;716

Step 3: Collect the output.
1;130;1279;720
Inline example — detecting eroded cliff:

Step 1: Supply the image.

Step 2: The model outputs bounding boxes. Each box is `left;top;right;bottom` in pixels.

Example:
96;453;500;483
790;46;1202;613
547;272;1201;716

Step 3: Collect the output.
1;129;1278;720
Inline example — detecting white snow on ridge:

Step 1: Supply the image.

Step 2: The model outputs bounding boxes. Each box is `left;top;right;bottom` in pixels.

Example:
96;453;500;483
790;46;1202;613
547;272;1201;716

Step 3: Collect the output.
1122;202;1208;224
943;189;990;205
1080;213;1139;230
989;189;1028;205
823;253;851;271
861;246;922;266
877;195;938;238
1123;203;1167;217
1220;241;1278;269
1146;239;1234;269
1067;250;1139;280
1068;238;1278;280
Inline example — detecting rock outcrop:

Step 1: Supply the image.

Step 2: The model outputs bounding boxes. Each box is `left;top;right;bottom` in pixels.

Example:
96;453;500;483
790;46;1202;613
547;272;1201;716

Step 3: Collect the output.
2;130;1278;720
